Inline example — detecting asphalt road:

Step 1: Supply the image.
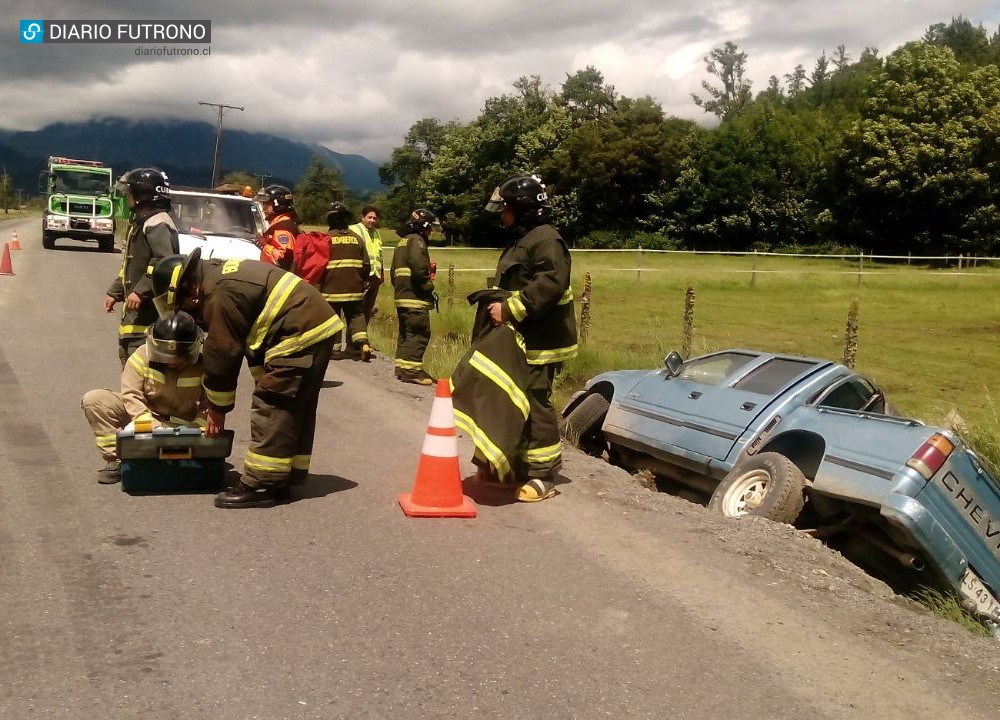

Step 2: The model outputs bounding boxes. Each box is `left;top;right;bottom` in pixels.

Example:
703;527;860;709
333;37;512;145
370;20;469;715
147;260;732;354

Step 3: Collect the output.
1;218;999;719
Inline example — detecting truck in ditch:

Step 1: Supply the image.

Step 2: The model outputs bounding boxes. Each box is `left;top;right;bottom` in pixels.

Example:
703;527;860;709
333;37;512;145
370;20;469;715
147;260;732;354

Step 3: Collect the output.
562;348;1000;632
40;156;116;251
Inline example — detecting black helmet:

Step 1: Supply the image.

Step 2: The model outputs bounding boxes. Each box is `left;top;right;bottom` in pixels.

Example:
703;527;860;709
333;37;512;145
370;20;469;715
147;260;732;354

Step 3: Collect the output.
146;311;203;364
115;167;171;209
405;208;441;234
326;201;351;230
485;174;552;224
255;184;295;214
152;247;202;318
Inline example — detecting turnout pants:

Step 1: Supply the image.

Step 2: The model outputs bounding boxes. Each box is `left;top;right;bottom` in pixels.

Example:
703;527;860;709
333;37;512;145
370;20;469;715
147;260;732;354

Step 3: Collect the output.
118;335;145;368
330;301;369;348
81;389;130;462
244;338;335;489
363;276;382;323
520;363;562;479
394;309;430;371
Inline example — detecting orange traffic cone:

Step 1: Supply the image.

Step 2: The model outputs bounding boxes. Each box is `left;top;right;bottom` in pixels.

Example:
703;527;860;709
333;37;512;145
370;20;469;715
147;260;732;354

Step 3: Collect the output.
0;242;14;276
398;378;477;518
9;230;20;251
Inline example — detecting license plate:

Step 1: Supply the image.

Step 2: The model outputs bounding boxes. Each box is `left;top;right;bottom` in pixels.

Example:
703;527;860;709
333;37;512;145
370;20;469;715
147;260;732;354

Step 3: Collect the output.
959;569;1000;622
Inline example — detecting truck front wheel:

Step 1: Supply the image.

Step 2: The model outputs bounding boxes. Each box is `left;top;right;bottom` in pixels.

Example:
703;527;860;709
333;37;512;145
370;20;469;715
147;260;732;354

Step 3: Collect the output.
42;232;55;250
709;452;806;524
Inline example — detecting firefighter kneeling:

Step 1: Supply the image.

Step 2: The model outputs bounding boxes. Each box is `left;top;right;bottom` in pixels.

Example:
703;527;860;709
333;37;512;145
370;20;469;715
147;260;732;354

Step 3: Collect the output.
151;248;343;508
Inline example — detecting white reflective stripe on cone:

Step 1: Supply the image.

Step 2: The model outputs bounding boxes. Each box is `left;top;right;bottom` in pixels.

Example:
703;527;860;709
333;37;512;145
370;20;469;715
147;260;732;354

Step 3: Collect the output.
428;396;455;430
421;433;458;458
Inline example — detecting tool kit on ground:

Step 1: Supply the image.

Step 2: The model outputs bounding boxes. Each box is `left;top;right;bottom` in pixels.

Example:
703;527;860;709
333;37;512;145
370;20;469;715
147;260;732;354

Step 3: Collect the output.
116;424;234;494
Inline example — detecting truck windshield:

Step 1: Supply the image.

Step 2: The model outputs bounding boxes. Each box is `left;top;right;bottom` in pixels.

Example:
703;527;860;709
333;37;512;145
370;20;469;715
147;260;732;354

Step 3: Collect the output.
53;170;110;195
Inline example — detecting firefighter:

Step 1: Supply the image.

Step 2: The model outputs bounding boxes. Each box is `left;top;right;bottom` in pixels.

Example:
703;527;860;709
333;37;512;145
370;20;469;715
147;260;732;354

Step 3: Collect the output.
323;201;372;361
482;174;578;502
151;248;343;508
81;311;205;484
349;205;384;324
104;167;179;367
255;184;298;271
391;208;439;385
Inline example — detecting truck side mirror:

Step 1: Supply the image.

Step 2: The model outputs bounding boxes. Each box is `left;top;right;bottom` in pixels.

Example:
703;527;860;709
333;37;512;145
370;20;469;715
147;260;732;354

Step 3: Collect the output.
664;351;683;377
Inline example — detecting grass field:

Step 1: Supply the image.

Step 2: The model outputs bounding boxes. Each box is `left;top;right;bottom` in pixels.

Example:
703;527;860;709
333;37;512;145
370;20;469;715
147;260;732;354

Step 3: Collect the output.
363;247;1000;432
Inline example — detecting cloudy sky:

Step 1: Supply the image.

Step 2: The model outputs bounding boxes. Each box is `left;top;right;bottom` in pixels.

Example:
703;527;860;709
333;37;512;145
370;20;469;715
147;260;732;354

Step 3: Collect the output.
3;1;999;162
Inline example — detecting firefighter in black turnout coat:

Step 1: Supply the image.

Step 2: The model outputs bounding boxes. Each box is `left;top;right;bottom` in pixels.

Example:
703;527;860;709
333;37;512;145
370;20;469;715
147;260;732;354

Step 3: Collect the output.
321;202;372;360
391;208;440;385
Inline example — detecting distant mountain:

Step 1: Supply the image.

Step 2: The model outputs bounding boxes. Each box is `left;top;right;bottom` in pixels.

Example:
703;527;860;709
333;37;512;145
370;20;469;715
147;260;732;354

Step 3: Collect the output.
0;118;384;196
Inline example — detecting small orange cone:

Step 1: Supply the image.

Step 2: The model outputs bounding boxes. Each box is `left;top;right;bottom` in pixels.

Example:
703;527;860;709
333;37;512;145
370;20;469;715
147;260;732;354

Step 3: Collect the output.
0;243;13;276
9;230;20;251
398;378;477;518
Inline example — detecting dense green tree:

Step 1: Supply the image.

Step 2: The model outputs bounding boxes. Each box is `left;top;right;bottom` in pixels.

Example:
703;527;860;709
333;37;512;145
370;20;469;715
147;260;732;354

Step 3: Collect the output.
379;117;458;226
558;66;618;124
923;16;993;64
834;42;1000;254
784;65;807;97
219;171;258;192
832;45;851;70
294;155;346;225
692;41;753;120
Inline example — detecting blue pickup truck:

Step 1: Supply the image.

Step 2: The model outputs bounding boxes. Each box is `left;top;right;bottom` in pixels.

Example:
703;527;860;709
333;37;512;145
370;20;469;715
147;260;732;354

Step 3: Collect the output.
562;348;1000;630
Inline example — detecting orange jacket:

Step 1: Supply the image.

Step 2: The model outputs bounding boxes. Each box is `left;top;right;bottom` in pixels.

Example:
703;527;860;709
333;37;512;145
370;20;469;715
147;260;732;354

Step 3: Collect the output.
260;213;298;271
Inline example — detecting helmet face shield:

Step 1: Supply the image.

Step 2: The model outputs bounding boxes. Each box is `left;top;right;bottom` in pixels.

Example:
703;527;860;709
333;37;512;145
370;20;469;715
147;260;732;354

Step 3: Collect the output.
146;333;202;365
485;186;505;213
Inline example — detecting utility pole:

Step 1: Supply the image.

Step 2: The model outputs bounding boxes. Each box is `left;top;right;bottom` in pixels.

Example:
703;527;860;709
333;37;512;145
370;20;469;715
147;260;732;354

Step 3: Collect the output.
253;171;272;190
198;101;244;188
2;166;9;214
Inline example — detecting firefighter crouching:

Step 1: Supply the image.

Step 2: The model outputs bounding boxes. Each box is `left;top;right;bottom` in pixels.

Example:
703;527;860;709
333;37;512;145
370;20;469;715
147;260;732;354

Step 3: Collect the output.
104;167;179;366
256;184;298;271
151;248;343;508
81;311;205;484
391;208;440;386
483;174;578;502
322;202;372;361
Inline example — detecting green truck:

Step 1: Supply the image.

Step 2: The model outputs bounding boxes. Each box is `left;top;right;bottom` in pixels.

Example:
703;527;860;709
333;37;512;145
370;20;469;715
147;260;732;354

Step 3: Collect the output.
40;156;116;251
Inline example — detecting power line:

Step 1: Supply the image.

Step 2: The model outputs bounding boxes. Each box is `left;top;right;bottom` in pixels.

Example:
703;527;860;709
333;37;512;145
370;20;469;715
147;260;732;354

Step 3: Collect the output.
198;101;244;187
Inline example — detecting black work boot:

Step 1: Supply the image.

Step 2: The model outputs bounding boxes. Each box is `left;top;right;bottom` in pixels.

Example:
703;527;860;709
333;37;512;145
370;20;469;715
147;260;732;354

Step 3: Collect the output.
214;479;278;509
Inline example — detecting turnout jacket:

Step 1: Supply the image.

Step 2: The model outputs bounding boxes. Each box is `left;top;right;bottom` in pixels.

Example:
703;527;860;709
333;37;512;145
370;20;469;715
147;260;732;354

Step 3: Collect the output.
320;229;370;303
496;223;578;365
122;344;205;428
391;232;435;310
107;210;179;339
196;258;343;412
349;222;384;278
260;213;298;271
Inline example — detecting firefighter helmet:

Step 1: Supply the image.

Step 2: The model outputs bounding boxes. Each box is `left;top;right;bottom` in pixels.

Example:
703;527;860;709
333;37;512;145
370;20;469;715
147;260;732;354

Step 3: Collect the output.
115;167;171;209
405;208;441;234
485;174;552;224
151;248;203;318
146;310;203;365
326;201;352;230
255;184;295;214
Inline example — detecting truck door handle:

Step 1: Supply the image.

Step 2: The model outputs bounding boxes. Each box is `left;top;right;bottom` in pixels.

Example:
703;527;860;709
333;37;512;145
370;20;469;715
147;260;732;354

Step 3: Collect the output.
741;402;756;411
688;391;702;399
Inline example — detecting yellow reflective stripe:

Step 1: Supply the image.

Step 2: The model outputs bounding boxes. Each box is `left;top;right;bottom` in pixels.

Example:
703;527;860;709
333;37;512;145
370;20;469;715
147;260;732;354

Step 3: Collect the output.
176;376;202;388
245;450;292;473
394;299;433;309
247;273;301;353
128;352;147;374
292;455;311;471
96;434;118;448
119;324;148;336
145;367;166;384
135;411;153;424
205;387;237;407
249;365;265;381
165;263;182;310
326;259;364;269
454;408;511;479
322;292;364;302
350;331;369;342
558;287;574;305
395;359;422;369
264;314;344;364
526;345;578;365
468;351;529;419
222;259;242;274
146;264;155;275
394;268;412;277
524;443;562;464
507;294;528;322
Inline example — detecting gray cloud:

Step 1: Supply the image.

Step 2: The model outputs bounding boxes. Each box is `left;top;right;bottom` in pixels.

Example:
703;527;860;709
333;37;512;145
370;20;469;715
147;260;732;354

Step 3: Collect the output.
2;1;998;162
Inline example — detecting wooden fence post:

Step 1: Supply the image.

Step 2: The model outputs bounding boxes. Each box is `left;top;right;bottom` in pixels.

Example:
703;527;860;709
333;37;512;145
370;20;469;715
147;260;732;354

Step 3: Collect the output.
682;286;695;359
857;252;863;289
447;263;455;311
580;271;592;344
751;249;757;288
635;245;643;285
843;298;860;369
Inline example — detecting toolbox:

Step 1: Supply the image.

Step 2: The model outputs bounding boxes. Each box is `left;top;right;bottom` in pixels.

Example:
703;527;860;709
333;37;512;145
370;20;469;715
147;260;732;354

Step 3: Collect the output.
116;426;235;494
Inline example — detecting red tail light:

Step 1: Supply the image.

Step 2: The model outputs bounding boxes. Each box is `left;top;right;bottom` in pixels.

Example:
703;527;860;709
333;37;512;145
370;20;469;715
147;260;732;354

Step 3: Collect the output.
905;433;955;479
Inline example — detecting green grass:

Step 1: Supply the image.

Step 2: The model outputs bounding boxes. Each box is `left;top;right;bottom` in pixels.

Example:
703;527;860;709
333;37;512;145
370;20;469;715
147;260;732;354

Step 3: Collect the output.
365;249;1000;430
911;587;994;637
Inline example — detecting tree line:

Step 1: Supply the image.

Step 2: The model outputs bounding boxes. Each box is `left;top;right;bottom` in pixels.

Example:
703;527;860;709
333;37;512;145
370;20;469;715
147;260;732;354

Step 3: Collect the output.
365;16;1000;256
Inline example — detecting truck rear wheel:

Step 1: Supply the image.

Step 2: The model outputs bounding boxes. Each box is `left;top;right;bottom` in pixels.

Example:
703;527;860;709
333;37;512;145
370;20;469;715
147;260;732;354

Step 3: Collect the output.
709;452;806;524
42;232;55;250
561;393;610;456
98;236;115;253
